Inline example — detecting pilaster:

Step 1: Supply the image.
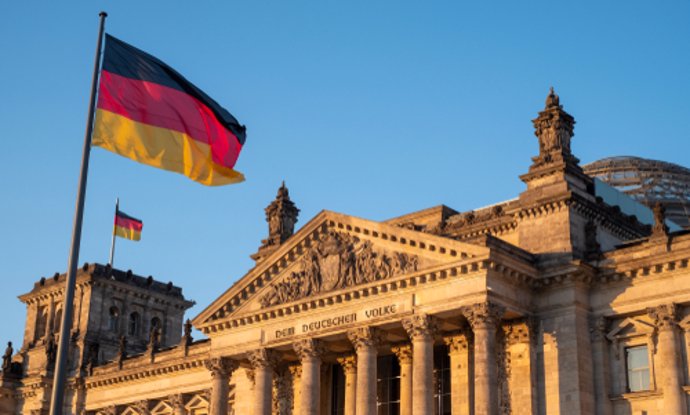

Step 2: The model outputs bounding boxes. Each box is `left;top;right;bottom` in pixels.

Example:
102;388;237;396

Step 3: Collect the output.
444;332;471;415
647;304;687;415
336;355;357;415
503;319;535;415
391;344;413;415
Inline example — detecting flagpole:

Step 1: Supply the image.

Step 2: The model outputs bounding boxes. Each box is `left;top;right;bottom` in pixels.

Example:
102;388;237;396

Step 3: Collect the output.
109;197;119;267
49;11;107;415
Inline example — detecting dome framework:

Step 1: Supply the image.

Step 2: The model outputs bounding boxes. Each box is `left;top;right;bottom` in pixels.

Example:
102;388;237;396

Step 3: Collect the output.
584;156;690;228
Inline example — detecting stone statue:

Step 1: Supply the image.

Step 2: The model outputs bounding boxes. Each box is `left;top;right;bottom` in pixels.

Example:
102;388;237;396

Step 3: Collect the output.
149;327;161;352
45;333;57;365
2;341;12;372
118;336;127;359
652;203;669;236
253;183;300;262
183;319;193;346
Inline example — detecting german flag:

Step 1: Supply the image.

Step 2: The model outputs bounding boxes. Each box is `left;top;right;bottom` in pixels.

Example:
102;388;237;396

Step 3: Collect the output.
114;210;143;241
92;35;247;186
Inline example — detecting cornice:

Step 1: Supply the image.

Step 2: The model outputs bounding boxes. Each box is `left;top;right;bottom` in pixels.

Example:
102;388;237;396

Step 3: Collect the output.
84;357;207;389
200;252;537;335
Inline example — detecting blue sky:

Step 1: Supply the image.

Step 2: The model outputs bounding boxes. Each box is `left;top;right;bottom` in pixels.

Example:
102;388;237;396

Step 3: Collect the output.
1;1;689;346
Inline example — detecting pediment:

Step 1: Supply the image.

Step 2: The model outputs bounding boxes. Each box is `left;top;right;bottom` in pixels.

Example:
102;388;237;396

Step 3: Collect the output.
607;317;655;341
194;210;488;331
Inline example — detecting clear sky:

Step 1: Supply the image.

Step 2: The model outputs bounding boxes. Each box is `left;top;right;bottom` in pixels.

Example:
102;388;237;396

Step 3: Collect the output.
1;1;689;347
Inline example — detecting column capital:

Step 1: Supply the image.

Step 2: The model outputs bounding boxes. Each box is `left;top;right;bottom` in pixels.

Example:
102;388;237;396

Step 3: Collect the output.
347;326;382;351
402;314;438;340
247;348;281;370
589;316;608;342
336;354;357;374
204;357;238;378
443;333;470;355
391;343;413;364
462;302;505;330
292;338;325;360
647;303;679;331
503;319;531;346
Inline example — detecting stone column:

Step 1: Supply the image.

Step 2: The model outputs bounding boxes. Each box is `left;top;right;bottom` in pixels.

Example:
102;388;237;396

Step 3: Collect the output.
391;343;413;415
402;314;438;415
293;339;324;415
288;365;302;415
503;320;534;415
590;317;612;415
348;327;382;415
205;357;238;415
648;304;687;415
463;303;504;415
169;394;187;415
444;331;471;415
336;355;357;415
248;349;280;415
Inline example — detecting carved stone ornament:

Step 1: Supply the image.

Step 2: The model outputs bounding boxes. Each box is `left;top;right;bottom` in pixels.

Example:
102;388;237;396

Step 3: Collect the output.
402;314;438;340
336;355;357;374
651;203;669;238
204;357;238;378
530;87;577;168
462;303;505;331
347;327;382;351
292;338;325;361
647;303;678;331
503;320;531;346
272;368;292;415
391;343;413;364
589;316;608;342
443;333;470;354
247;348;281;370
260;230;419;307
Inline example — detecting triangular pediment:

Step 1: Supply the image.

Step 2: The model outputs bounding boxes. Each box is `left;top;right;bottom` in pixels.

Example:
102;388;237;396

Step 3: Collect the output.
194;210;488;331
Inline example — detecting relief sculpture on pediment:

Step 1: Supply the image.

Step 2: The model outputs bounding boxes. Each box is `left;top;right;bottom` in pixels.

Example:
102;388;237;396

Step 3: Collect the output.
259;230;418;308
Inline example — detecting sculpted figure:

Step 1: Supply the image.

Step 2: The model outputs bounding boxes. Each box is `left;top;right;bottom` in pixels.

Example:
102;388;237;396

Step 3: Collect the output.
2;341;12;371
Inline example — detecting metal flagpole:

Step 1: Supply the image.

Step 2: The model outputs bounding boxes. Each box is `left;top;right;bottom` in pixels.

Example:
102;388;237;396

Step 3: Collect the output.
109;197;119;267
49;11;107;415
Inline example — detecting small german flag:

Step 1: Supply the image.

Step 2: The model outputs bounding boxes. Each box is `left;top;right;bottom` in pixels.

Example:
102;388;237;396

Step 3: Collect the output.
92;35;246;186
114;210;143;241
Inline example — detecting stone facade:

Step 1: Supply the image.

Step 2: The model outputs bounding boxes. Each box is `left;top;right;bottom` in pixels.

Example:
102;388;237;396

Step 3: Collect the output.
2;90;690;415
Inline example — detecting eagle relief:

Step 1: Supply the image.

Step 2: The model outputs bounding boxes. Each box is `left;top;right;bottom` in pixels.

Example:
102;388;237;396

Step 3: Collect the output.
259;231;419;308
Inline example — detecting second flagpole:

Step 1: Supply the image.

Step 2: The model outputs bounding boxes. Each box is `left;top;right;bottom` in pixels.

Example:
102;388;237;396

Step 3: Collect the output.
109;197;119;267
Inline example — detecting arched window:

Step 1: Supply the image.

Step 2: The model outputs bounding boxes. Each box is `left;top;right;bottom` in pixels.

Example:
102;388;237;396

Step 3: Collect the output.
108;307;120;332
128;312;140;336
53;308;63;333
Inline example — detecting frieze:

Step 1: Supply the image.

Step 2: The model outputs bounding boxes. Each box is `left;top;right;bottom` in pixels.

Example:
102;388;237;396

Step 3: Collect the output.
260;231;419;308
265;298;411;343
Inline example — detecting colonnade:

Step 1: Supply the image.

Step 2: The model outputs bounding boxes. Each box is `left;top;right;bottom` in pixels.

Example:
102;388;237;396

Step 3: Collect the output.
206;302;513;415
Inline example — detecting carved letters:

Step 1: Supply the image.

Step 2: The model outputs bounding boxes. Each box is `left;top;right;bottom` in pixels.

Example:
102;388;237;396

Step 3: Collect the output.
260;231;418;308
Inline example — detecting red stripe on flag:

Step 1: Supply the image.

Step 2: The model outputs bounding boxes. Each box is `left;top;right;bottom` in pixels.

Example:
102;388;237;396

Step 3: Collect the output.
97;70;243;169
115;215;143;232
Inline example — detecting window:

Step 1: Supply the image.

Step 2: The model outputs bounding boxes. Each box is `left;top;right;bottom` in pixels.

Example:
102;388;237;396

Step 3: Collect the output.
626;345;650;392
377;355;401;415
34;306;48;340
108;307;120;332
433;346;451;415
128;312;141;336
